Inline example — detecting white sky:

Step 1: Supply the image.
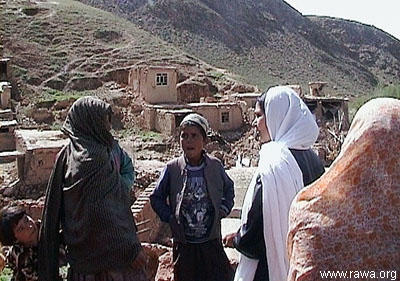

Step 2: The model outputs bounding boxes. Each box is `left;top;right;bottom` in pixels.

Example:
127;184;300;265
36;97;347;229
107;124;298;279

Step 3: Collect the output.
284;0;400;40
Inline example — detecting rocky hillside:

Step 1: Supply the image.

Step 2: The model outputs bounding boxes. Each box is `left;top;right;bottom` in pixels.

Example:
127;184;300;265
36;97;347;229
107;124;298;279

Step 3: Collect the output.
78;0;400;96
2;0;400;102
0;0;243;105
309;16;400;84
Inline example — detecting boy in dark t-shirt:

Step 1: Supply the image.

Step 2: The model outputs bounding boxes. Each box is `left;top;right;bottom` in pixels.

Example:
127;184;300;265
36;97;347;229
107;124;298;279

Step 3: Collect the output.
180;163;215;242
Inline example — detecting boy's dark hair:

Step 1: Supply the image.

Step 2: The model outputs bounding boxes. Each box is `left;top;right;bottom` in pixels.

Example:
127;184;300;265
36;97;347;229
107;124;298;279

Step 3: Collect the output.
180;121;207;140
0;206;26;246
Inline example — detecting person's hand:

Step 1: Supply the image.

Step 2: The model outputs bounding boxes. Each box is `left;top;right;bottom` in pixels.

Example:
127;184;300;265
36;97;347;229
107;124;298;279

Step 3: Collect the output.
222;232;236;248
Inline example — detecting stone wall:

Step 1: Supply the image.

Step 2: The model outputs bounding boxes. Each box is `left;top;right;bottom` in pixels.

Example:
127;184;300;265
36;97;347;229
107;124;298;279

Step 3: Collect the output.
177;79;212;103
142;107;156;131
131;183;162;243
154;112;176;136
19;147;61;186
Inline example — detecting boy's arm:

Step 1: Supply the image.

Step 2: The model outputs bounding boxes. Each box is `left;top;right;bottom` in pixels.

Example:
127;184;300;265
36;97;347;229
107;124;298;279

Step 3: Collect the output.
150;167;172;223
219;164;235;218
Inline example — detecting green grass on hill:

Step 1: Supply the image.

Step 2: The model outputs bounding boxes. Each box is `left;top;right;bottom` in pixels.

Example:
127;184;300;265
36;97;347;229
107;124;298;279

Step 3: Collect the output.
38;89;91;103
0;267;12;281
349;84;400;120
118;127;163;142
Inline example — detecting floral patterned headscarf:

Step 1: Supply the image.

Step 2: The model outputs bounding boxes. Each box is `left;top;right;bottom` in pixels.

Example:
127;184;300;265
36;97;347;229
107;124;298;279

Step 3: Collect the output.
287;98;400;280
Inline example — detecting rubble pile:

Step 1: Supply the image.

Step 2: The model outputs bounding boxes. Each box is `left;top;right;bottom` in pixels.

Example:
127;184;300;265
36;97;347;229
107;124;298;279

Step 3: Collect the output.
204;122;348;169
0;193;44;220
133;159;166;195
134;170;160;192
154;249;174;281
142;243;171;281
316;123;347;166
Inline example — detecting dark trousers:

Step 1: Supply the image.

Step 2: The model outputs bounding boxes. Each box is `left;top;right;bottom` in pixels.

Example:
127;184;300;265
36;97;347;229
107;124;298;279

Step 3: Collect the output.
173;239;234;281
253;254;269;281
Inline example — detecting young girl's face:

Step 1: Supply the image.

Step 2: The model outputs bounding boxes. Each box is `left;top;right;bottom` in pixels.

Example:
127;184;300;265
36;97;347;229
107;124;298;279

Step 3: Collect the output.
180;125;206;166
13;214;38;247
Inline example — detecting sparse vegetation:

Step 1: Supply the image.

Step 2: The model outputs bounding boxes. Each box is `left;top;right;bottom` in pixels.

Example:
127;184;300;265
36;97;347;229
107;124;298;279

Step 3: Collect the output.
138;130;162;142
93;29;122;42
11;65;28;79
209;70;225;80
349;84;400;120
118;128;163;142
0;267;12;281
37;89;90;103
105;0;400;95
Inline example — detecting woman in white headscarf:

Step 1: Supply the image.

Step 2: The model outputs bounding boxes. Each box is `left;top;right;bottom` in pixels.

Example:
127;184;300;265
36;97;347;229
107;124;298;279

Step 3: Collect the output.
223;86;324;281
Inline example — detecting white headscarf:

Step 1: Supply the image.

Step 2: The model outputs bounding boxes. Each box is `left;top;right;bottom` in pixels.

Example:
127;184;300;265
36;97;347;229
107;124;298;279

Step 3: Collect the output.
235;86;319;281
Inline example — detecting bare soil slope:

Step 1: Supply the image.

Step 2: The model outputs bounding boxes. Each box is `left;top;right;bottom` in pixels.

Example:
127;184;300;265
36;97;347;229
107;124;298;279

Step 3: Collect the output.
0;0;239;103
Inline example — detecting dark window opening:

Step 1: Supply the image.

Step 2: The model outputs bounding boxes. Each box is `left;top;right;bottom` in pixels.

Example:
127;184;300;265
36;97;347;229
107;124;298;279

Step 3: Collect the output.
0;62;7;81
156;73;168;86
221;112;230;123
305;101;317;113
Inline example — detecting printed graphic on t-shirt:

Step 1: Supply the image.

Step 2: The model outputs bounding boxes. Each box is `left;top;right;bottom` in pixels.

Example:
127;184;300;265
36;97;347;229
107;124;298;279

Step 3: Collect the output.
180;166;214;242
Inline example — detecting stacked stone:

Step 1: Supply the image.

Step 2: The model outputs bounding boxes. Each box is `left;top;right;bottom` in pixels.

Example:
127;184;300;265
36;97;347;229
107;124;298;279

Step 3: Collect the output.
131;183;161;243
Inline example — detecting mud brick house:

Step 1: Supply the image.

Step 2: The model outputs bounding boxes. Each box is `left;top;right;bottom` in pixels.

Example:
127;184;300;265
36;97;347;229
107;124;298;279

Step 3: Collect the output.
229;84;349;130
130;65;244;134
129;65;178;104
143;102;243;135
230;93;260;109
304;82;349;129
303;95;349;129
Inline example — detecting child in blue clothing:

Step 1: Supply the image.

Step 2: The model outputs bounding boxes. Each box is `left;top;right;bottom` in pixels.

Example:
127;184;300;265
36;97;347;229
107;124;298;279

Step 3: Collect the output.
150;113;235;281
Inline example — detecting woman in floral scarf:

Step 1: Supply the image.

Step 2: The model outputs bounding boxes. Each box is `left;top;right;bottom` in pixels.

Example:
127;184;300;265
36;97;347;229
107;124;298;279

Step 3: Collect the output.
288;98;400;281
